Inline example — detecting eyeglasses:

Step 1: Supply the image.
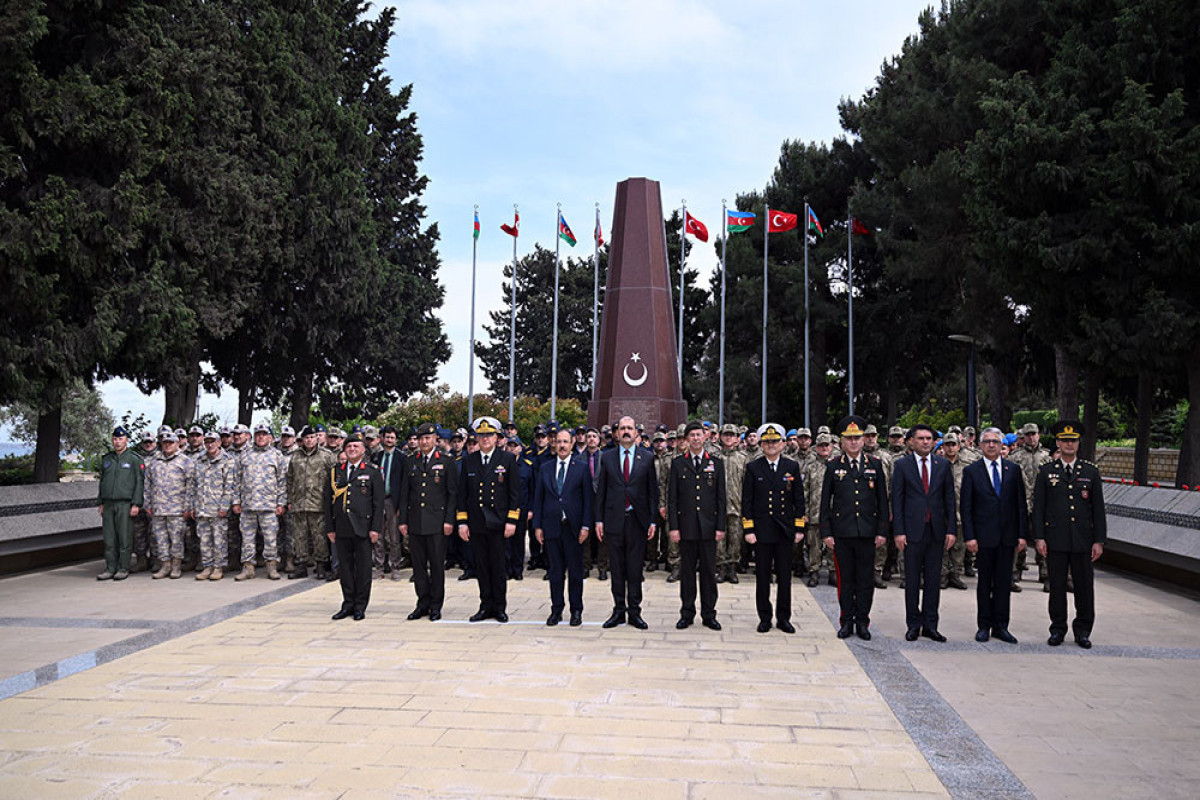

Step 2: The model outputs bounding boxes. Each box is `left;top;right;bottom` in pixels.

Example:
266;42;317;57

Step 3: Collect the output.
981;439;1002;446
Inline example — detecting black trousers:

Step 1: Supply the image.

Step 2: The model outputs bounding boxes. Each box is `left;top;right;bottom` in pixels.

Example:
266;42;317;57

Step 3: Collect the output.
679;539;719;622
410;532;447;613
507;516;527;576
975;543;1015;632
833;537;875;626
545;531;585;614
1047;549;1095;637
335;534;373;614
471;526;508;614
608;512;647;614
903;526;945;630
754;533;793;624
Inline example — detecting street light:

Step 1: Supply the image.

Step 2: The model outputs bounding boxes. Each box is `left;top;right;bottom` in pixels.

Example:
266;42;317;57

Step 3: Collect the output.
948;334;980;430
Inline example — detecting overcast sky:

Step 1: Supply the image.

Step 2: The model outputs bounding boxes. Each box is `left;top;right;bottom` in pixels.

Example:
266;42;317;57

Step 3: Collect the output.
96;0;934;429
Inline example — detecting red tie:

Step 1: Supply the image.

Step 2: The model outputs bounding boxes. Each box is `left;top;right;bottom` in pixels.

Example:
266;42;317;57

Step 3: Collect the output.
921;458;931;522
623;450;631;482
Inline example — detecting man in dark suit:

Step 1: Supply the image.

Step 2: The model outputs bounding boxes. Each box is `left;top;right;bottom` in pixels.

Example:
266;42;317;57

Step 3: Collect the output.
371;425;408;582
668;422;727;631
594;415;659;630
398;422;456;621
741;423;805;634
323;434;385;621
456;416;521;622
961;426;1027;643
1033;420;1106;648
820;416;890;640
892;423;957;642
532;429;593;626
505;436;534;580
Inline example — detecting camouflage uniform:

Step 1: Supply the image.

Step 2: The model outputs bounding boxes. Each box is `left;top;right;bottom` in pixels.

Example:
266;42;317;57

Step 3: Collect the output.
225;441;250;568
1010;428;1052;583
718;442;746;580
132;439;159;569
940;437;967;584
802;443;832;580
656;449;679;573
144;449;195;567
868;441;896;582
288;444;336;568
192;447;235;571
237;441;288;565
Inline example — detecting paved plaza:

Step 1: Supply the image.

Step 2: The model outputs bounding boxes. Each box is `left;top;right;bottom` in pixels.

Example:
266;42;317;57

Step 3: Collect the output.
0;559;1197;799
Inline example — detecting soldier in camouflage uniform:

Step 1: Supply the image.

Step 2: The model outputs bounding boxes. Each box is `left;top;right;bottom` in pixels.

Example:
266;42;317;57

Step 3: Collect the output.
657;434;681;581
225;423;252;569
191;431;235;580
144;431;195;579
865;424;896;588
1010;422;1052;590
646;432;671;572
801;433;835;586
288;425;337;579
179;425;206;572
131;431;158;572
233;423;288;580
275;425;298;573
717;424;746;584
938;433;969;590
794;428;813;466
742;428;760;460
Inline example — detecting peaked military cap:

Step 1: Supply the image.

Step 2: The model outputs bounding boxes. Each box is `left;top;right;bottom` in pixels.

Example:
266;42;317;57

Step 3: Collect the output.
473;416;502;435
838;415;868;437
757;423;786;442
1050;420;1083;440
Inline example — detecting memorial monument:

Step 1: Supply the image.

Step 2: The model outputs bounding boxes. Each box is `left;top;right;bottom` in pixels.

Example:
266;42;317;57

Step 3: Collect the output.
588;178;687;429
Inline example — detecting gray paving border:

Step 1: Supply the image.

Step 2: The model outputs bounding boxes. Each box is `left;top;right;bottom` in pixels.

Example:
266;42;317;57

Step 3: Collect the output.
808;583;1035;800
0;578;320;701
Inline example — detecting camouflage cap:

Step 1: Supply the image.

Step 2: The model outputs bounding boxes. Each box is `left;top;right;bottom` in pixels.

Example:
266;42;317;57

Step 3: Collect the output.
140;431;156;442
203;430;220;440
947;425;963;434
888;425;905;437
963;426;976;435
797;427;812;438
174;428;187;438
233;423;251;435
281;425;296;437
187;425;204;435
666;429;677;440
720;423;739;435
160;431;179;443
942;432;960;445
652;431;667;442
864;424;878;435
815;432;833;446
327;428;344;439
218;425;231;436
157;425;172;436
738;425;748;435
363;425;379;438
253;422;272;436
1020;422;1039;435
816;425;831;436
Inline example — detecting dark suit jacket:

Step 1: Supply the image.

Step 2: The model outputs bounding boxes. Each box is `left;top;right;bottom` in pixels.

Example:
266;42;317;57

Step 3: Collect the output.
891;453;956;541
397;449;457;535
961;457;1027;548
741;456;805;544
455;448;521;532
531;454;594;539
323;460;385;539
371;447;407;501
668;451;727;540
1032;458;1106;552
819;454;890;539
594;445;659;535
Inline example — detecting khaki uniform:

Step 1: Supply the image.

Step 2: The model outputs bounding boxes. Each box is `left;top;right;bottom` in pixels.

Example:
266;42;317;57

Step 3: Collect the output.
288;445;337;567
719;447;746;574
869;447;896;577
192;449;236;569
801;456;831;577
940;454;967;581
144;451;195;563
1010;444;1051;581
656;451;679;569
237;444;288;564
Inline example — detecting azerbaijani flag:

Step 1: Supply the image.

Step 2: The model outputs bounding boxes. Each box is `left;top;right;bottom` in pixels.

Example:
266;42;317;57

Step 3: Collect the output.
473;211;480;240
559;214;577;247
727;210;755;233
807;207;824;238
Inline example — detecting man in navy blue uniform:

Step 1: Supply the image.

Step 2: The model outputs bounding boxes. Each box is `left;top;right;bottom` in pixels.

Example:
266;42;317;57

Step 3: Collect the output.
532;429;593;626
961;426;1027;643
891;423;957;642
743;423;805;633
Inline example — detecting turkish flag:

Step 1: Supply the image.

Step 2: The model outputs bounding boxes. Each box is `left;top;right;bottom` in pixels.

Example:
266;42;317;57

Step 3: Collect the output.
767;210;798;232
851;217;872;236
685;213;708;242
500;211;519;237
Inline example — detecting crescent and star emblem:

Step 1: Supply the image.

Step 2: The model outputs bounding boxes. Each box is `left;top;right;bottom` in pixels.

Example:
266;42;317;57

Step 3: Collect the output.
772;213;786;227
622;352;648;387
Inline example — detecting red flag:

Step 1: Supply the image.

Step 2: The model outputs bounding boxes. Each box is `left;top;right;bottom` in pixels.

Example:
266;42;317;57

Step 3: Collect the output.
500;211;519;237
595;218;604;246
684;212;709;242
851;217;872;236
767;210;798;233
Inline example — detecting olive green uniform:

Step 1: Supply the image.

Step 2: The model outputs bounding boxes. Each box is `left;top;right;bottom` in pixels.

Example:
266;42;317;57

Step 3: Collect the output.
97;449;145;574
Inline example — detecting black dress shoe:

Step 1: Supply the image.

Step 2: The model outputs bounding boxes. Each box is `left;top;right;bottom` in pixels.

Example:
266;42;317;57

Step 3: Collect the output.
1048;632;1065;646
948;576;968;590
905;627;920;642
975;629;990;643
429;610;442;621
332;609;352;620
494;612;509;623
646;562;658;572
1011;581;1022;593
547;611;562;626
837;622;854;639
469;609;491;622
757;620;772;633
776;620;795;634
514;571;523;581
458;571;473;581
1075;635;1092;649
676;618;692;629
407;608;428;621
569;611;582;626
703;618;721;631
856;623;871;641
992;628;1018;644
602;612;625;629
921;628;947;643
628;614;648;630
666;568;680;583
353;611;365;621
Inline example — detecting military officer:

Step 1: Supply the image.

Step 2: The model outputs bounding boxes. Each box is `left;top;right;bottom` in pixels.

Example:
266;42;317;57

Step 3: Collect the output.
233;423;288;580
938;432;969;590
324;434;384;620
742;424;804;633
398;422;457;621
225;423;252;570
96;426;145;580
191;431;235;580
288;426;337;579
130;431;158;572
1033;420;1105;648
717;423;746;584
143;431;195;580
668;422;727;630
801;432;834;586
656;431;680;582
820;416;890;640
457;417;521;622
506;435;534;580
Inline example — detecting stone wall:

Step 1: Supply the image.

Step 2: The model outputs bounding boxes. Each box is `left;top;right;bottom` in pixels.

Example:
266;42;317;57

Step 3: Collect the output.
1093;447;1180;485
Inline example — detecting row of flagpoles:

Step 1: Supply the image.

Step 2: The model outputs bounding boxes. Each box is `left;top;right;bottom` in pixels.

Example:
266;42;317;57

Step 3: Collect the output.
467;203;872;427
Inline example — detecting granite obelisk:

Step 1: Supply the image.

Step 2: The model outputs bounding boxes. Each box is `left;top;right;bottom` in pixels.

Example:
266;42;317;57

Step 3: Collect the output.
588;178;687;429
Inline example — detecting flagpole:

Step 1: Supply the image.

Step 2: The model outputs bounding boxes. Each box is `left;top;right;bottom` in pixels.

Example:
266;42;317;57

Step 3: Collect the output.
508;204;517;422
469;204;478;425
718;199;728;427
762;204;769;423
592;203;600;398
551;203;562;421
847;211;855;415
803;202;810;430
677;201;686;385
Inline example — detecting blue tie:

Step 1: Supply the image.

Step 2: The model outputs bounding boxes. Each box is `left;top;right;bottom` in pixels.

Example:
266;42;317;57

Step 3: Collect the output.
991;461;1001;496
557;460;565;493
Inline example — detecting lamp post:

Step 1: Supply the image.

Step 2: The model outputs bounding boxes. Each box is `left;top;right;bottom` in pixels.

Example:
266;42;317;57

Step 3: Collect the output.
948;334;980;430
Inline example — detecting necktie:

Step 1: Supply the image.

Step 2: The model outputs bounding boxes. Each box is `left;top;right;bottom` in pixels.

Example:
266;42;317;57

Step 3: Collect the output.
991;460;1001;496
589;452;595;478
623;450;631;482
1065;463;1073;481
694;456;701;471
851;459;859;477
557;460;566;493
482;454;489;468
921;458;929;493
771;460;777;473
383;452;392;494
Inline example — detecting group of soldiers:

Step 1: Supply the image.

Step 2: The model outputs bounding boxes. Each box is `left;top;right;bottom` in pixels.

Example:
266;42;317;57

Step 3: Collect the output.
95;412;1104;644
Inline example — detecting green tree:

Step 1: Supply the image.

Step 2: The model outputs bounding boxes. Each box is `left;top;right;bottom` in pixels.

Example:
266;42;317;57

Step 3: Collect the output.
0;379;115;457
